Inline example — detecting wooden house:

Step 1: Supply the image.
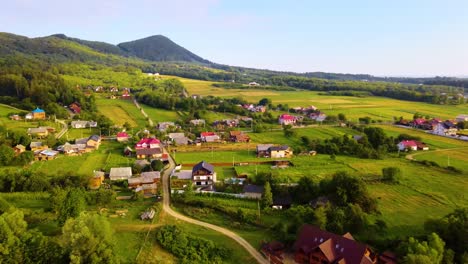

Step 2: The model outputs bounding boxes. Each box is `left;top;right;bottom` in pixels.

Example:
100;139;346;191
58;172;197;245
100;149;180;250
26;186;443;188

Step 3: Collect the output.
32;107;46;120
256;144;273;158
13;144;26;155
293;225;377;264
109;167;132;181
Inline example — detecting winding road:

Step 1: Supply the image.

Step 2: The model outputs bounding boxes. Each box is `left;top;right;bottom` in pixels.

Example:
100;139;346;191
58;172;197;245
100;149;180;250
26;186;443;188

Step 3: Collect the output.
161;148;269;264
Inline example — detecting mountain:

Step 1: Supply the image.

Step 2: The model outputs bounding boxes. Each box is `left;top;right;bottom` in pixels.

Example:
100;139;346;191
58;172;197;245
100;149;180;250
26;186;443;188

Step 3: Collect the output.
117;35;211;64
51;34;127;56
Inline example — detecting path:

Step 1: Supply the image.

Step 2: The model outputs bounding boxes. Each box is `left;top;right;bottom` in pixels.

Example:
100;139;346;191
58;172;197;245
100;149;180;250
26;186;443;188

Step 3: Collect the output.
161;148;269;264
133;99;154;127
55;119;68;139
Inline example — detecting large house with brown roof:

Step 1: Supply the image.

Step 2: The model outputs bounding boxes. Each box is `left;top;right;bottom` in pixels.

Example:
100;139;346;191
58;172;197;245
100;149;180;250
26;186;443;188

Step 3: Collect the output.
192;161;216;191
294;225;377;264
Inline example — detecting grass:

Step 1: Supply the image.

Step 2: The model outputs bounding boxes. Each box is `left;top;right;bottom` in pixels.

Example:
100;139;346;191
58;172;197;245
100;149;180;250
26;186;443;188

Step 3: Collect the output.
163;74;468;121
65;127;101;140
0;103;61;133
412;148;468;173
174;150;257;164
139;103;180;123
95;96;147;128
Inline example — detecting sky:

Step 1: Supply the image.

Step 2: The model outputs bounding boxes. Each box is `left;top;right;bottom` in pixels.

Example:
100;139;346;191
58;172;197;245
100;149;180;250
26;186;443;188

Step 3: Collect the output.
1;0;468;77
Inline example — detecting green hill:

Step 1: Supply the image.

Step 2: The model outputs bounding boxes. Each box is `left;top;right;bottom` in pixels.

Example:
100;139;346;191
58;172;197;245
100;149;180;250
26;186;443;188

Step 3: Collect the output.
118;35;210;63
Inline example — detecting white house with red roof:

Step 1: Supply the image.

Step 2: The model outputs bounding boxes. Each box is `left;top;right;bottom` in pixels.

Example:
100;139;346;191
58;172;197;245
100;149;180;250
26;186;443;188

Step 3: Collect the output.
135;138;160;149
279;114;297;125
200;132;220;142
397;140;418;151
116;132;129;142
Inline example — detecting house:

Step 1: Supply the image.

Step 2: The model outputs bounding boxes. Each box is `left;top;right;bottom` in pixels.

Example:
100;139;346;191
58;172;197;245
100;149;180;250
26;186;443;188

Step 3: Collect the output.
116;132;130;142
190;119;206;126
123;146;133;156
56;142;86;155
243;184;264;199
27;127;48;138
134;159;151;170
192;161;216;191
109;167;132;181
200;132;220;143
13;144;26;155
128;171;160;195
248;82;260;86
135;138;162;159
269;145;293;158
30;142;47;152
71;120;89;129
293;225;377;264
230;131;250;143
121;88;131;99
256;144;274;158
136;148;162;159
272;195;292;210
397;140;418;151
76;135;101;151
88;121;98;128
9;114;21;121
25;113;33;120
456;114;468;122
89;170;105;190
32;107;46;120
168;133;189;145
279;114;297;125
157;122;176;132
416;142;429;151
69;102;81;114
34;149;59;161
433;121;458;136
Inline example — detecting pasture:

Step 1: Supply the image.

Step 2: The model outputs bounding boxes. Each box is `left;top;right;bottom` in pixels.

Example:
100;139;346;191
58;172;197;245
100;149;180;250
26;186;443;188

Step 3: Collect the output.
139;103;180;123
163;75;468;121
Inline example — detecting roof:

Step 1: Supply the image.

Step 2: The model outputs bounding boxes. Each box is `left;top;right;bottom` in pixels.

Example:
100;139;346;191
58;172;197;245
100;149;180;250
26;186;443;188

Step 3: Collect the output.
136;138;161;148
279;114;295;120
173;170;193;180
134;159;151;168
273;195;292;206
293;225;372;264
174;137;189;145
192;161;214;174
168;133;185;139
109;167;132;178
39;149;59;157
201;132;217;137
399;140;417;147
256;144;274;152
230;131;242;136
27;127;48;134
136;148;162;155
141;171;161;180
14;144;26;150
32;107;45;113
269;145;290;151
88;135;100;142
93;170;105;178
243;184;264;194
117;132;129;138
30;142;43;148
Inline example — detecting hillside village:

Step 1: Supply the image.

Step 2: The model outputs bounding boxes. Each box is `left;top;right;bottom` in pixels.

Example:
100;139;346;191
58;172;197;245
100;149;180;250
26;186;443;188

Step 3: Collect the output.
0;26;467;263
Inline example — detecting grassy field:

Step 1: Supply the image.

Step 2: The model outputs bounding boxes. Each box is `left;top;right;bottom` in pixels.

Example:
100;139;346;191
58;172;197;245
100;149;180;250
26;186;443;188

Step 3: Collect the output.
95;97;147;128
412;148;468;173
0;103;61;133
162;75;468;121
139;103;180;123
65;127;101;140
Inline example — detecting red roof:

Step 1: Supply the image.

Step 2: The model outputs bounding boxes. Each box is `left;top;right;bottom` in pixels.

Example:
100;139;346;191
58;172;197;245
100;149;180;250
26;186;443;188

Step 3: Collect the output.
400;140;417;147
413;118;426;125
201;132;216;137
294;225;373;264
136;138;160;148
117;132;129;138
279;114;295;120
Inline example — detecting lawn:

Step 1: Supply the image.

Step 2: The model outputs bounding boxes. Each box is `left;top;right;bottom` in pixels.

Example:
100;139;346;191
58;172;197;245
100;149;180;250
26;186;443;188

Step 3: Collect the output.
412;148;468;173
95;97;147;128
174;150;258;165
0;103;61;133
65;127;101;140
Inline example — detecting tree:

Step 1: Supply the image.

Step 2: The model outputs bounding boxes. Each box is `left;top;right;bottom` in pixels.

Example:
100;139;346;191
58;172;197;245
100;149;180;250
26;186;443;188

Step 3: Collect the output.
382;167;402;184
258;98;271;106
62;213;118;264
151;160;164;171
338;113;347;122
261;181;273;209
399;233;445;264
0;144;15;165
58;188;86;225
293;176;318;204
16;151;34;166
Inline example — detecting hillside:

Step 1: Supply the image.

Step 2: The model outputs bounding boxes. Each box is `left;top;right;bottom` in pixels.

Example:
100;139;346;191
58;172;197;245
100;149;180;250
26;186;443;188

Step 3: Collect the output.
118;35;210;63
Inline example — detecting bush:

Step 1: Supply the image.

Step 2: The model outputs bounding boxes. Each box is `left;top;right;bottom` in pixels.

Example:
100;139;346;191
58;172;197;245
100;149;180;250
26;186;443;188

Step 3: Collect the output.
382;167;401;184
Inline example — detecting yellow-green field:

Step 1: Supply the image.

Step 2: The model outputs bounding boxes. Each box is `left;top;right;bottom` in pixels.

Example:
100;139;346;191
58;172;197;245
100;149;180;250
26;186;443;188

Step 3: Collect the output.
160;75;468;121
95;97;147;128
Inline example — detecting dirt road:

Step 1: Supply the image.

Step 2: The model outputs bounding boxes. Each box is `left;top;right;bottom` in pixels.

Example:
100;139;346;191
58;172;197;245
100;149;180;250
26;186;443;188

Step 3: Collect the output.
161;148;269;264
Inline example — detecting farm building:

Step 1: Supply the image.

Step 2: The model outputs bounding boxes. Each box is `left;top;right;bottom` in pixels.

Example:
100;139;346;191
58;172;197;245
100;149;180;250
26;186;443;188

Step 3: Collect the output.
109;167;132;181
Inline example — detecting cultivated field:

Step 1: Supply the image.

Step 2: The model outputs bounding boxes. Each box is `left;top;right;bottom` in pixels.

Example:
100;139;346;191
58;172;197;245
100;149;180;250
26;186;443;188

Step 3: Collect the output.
95;97;147;128
162;75;468;121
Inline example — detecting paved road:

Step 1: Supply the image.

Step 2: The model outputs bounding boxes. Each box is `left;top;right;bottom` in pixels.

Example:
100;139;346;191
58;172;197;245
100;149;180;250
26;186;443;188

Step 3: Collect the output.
161;148;269;264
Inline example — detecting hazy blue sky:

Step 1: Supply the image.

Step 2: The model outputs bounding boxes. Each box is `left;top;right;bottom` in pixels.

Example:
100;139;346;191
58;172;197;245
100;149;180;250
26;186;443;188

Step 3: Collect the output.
1;0;467;76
